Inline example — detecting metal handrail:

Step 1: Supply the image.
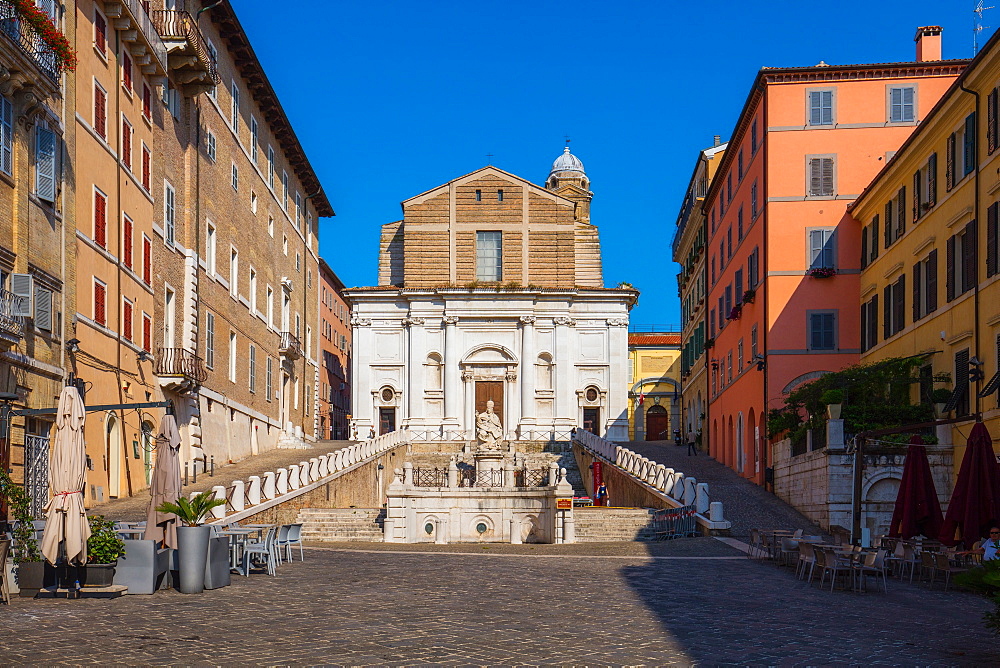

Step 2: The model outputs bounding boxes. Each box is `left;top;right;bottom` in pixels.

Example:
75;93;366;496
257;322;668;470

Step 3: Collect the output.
150;9;219;84
119;0;167;73
0;288;25;338
155;347;208;382
0;0;61;82
279;331;302;357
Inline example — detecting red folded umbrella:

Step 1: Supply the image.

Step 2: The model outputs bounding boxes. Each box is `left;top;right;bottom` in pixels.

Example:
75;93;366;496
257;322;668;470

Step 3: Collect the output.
939;421;1000;547
889;435;943;539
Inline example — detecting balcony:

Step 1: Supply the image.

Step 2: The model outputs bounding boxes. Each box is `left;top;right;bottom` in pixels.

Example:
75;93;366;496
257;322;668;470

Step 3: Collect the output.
0;0;63;89
102;0;168;76
279;332;302;360
151;9;219;92
0;288;25;345
156;347;207;393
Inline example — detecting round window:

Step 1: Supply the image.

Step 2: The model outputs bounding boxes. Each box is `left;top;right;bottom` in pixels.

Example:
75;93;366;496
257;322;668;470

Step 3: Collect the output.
424;522;434;535
476;522;488;534
585;387;599;402
381;387;394;402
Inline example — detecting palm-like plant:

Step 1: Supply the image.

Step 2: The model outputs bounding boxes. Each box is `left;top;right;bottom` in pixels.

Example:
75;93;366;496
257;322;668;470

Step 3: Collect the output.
155;490;227;527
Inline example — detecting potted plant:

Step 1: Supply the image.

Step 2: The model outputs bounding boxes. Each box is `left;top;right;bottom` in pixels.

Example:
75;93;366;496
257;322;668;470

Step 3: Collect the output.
742;288;756;304
155;490;226;594
704;337;715;350
821;389;845;420
727;304;742;320
931;387;952;417
83;515;125;587
0;469;44;597
808;267;837;278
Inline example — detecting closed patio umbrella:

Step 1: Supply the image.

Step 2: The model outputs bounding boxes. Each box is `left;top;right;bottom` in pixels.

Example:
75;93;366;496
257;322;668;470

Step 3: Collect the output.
939;421;1000;547
40;385;91;566
145;414;182;549
888;435;943;539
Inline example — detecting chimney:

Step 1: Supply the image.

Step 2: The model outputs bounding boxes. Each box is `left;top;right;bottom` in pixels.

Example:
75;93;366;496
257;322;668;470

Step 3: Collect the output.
915;26;943;62
713;135;721;147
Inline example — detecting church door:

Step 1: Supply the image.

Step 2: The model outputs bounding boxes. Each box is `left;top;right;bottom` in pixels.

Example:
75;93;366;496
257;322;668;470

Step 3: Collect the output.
379;408;396;435
583;408;600;435
645;405;669;441
475;381;504;423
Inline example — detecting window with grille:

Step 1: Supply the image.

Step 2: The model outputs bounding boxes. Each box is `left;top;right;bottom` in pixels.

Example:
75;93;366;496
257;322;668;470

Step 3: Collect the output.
808;311;836;350
476;231;502;282
889;87;915;123
808;90;834;126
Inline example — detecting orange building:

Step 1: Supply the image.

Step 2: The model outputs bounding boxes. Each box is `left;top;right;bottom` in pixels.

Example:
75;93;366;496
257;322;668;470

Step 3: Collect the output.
318;259;351;440
705;29;968;484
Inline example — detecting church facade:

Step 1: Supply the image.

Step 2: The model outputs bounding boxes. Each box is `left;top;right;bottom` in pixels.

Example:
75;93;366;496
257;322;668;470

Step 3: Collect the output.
346;149;637;442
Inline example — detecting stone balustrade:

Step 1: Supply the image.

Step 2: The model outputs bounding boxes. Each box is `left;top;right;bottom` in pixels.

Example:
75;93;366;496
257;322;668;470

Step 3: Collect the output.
208;429;412;523
573;428;731;531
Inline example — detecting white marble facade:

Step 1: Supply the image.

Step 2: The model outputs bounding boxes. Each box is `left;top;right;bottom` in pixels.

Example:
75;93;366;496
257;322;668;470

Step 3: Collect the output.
348;290;631;441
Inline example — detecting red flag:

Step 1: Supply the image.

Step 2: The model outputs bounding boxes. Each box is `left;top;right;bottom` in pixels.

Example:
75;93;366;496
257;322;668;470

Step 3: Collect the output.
638;393;645;406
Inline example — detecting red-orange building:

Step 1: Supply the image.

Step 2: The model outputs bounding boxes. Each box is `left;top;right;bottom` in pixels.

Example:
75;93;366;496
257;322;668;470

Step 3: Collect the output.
704;29;967;484
318;259;351;440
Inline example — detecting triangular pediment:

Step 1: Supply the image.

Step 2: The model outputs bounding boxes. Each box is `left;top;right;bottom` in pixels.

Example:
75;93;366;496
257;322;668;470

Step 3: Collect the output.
401;166;575;207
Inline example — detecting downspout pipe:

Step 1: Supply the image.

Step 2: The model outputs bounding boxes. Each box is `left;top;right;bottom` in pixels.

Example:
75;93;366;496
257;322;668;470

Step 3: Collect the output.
959;82;983;418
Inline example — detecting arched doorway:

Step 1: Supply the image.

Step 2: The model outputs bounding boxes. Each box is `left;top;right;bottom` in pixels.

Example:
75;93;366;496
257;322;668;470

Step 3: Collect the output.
711;419;718;459
645;405;669;441
107;413;121;498
759;412;768;485
748;408;758;479
736;412;745;474
727;415;734;468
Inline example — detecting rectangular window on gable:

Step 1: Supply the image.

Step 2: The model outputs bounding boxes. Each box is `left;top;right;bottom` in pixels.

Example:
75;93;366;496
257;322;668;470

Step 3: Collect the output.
476;231;502;282
808;89;834;126
889;86;915;123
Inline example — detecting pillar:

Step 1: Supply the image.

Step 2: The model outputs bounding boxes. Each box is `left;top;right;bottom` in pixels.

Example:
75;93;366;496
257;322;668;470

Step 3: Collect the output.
443;315;460;426
519;315;536;427
404;317;425;424
554;317;576;423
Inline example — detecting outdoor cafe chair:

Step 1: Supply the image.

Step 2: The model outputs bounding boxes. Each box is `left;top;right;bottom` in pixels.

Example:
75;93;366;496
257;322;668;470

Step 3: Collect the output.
284;523;304;562
853;549;889;593
242;526;278;577
274;524;291;565
933;551;968;591
919;550;939;587
815;548;849;591
747;529;763;559
797;541;817;582
778;537;800;568
0;539;10;604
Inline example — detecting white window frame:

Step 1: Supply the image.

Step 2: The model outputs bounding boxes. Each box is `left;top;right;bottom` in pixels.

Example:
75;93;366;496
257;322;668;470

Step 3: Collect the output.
206;129;216;161
230;80;240;134
34;121;56;202
206;221;217;274
250;116;258;164
229;331;237;383
229;247;239;297
0;95;12;175
475;230;502;282
163;180;176;245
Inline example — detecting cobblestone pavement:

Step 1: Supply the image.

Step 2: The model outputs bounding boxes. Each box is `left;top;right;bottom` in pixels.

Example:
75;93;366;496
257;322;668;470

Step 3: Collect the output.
622;440;823;539
88;440;354;521
1;542;996;665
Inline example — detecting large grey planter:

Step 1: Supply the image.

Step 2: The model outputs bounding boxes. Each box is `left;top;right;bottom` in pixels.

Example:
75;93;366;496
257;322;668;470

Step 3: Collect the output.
176;525;211;594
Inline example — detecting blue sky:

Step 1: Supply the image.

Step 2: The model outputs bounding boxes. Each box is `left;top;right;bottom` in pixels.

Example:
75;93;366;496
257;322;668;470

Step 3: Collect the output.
238;0;981;327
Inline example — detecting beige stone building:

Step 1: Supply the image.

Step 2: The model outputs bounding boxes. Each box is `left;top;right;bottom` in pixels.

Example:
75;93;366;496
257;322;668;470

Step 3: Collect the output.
149;0;332;477
349;152;637;441
0;0;76;516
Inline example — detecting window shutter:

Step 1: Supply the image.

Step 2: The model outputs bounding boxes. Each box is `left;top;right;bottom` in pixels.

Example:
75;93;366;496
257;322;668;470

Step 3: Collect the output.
35;126;56;202
884;201;893;246
897;186;906;238
141;146;150;190
94;86;106;138
821;91;832;125
142;236;151;285
946;133;955;190
822;158;834;195
946;234;956;302
989;88;998;155
10;273;33;317
903;87;914;121
809;229;824;268
809;158;821;195
965;112;978;174
927;153;937;205
143;314;151;352
988;202;998;277
962;220;977;293
895;274;906;333
94;281;106;326
823;229;835;268
861;226;869;269
123;300;133;341
809;313;820;349
924;250;937;315
912;171;921;220
912;261;922;322
860;301;868;352
883;286;892;339
121;119;131;170
94;191;106;247
0;96;12;175
871;214;880;261
123;217;133;269
809;92;820;125
33;284;51;331
869;294;879;349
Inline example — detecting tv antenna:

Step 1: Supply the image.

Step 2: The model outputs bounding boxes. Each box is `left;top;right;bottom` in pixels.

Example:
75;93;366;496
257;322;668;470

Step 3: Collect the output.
974;0;993;55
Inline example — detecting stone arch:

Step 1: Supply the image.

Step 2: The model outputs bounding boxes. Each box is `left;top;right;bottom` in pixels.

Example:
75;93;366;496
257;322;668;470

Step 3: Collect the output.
462;344;518;365
425;352;443;390
782;370;832;395
630;376;681;394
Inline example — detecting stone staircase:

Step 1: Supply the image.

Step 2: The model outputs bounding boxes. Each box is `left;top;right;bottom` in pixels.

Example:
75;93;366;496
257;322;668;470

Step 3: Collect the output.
298;508;385;542
573;507;658;542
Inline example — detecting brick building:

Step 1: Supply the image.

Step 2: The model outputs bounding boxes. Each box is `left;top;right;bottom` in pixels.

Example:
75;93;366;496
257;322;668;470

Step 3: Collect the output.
318;258;351;440
704;29;967;485
149;0;333;478
0;0;76;515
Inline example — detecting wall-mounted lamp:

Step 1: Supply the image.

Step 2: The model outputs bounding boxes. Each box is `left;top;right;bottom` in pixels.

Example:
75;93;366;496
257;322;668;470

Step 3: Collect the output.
66;338;80;353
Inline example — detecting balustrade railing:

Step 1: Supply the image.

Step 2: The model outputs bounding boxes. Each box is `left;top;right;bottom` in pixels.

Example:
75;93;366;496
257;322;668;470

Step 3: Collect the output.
150;8;219;83
0;288;25;340
118;0;168;72
412;467;448;487
514;468;549;487
0;1;62;81
279;331;302;358
156;347;208;382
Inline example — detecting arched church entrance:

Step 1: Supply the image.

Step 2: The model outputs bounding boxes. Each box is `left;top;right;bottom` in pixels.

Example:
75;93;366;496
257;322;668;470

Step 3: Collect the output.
645;405;669;441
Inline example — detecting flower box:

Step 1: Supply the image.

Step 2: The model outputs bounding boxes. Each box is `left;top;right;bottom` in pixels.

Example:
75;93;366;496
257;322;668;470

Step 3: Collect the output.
808;267;837;279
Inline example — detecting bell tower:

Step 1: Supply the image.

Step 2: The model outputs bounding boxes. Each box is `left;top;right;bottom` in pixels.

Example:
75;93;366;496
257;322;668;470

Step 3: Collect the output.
546;145;593;223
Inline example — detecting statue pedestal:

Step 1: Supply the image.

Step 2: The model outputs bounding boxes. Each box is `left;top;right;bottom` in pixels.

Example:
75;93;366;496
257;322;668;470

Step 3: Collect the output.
474;450;505;472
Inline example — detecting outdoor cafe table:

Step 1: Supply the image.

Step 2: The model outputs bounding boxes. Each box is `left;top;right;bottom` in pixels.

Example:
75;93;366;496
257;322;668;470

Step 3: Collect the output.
116;528;146;539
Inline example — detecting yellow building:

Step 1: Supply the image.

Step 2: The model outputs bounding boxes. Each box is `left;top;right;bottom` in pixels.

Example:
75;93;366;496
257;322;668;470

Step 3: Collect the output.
627;332;681;441
851;26;1000;475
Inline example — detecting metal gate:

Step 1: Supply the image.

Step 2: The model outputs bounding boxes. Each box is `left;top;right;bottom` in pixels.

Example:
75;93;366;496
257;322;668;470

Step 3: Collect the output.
24;434;50;519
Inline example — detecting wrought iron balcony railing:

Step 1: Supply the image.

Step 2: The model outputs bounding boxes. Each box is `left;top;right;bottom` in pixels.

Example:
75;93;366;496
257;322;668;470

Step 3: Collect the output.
279;332;302;360
156;347;208;383
0;288;26;341
0;0;62;82
106;0;168;75
151;9;219;85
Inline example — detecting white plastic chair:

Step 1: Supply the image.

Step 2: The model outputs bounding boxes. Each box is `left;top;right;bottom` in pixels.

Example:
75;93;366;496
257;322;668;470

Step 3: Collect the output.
284;523;304;562
242;527;278;576
274;525;291;565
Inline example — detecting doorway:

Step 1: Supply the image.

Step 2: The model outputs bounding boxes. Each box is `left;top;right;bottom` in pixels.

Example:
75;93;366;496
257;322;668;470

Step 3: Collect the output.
280;372;290;430
474;381;504;421
583;407;600;435
107;414;121;498
645;405;669;441
379;407;396;435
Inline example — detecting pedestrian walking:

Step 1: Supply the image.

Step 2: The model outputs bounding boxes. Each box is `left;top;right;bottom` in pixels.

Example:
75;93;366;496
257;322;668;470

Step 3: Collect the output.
686;428;699;456
596;482;609;507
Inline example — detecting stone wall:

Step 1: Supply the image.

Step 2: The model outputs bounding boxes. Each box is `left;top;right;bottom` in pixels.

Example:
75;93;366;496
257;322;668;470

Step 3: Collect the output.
574;445;672;511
